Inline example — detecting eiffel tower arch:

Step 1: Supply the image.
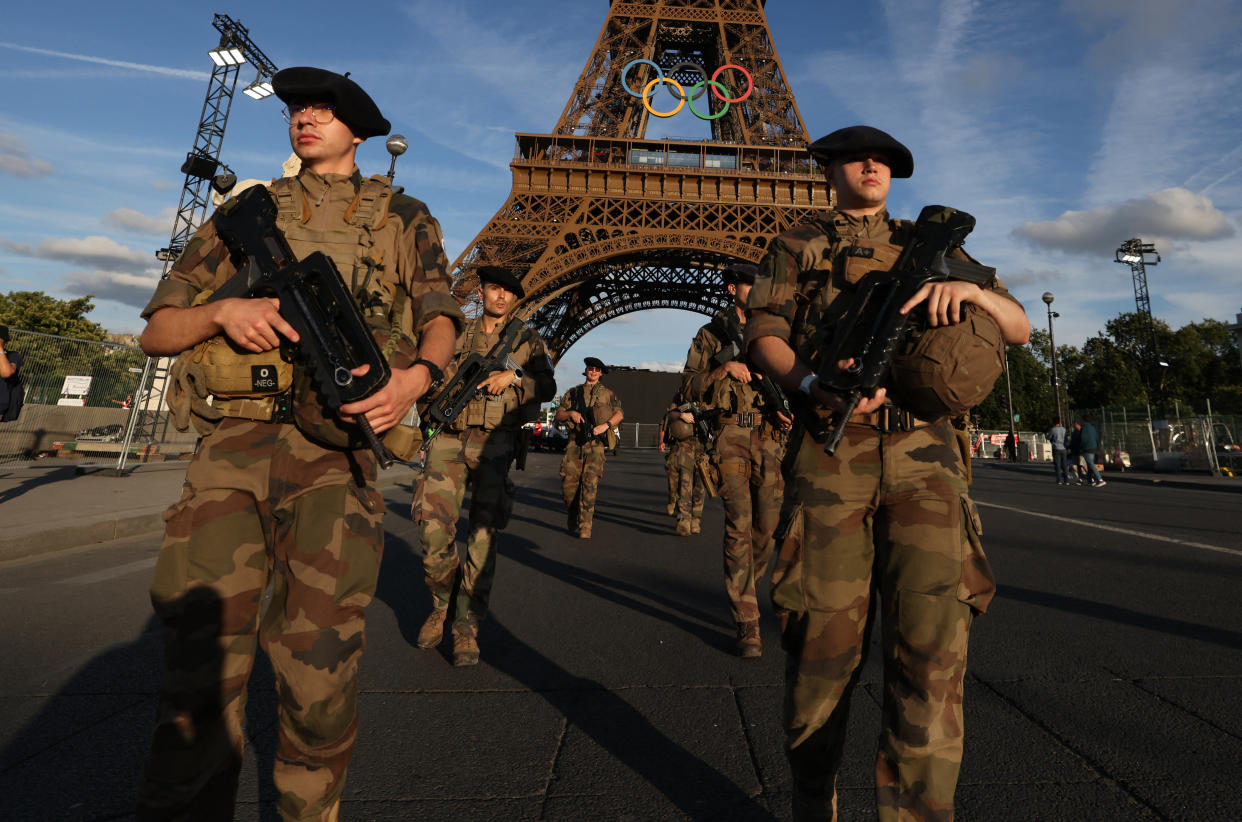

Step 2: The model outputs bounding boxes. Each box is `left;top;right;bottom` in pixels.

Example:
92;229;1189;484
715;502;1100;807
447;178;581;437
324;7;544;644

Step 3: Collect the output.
449;0;829;360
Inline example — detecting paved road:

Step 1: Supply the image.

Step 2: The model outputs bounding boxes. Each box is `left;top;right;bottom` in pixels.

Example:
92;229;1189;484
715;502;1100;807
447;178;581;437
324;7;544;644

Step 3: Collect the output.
1;452;1239;820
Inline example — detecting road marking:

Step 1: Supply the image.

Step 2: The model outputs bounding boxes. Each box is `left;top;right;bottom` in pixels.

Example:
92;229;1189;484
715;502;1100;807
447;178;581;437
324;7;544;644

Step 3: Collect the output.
975;501;1242;559
58;557;157;586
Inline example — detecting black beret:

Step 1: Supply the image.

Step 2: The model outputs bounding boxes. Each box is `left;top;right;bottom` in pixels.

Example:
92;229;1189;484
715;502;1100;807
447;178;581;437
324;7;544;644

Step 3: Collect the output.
583;356;608;374
272;66;390;139
722;263;757;286
476;265;526;299
808;125;913;178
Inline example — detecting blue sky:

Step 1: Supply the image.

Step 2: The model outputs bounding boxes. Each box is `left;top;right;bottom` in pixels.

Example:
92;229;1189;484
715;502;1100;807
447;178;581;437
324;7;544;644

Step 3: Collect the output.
2;0;1241;391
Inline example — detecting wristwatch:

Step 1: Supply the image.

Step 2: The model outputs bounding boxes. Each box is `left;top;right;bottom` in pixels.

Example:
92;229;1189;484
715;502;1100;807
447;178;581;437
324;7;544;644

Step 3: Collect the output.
413;358;444;388
511;367;524;386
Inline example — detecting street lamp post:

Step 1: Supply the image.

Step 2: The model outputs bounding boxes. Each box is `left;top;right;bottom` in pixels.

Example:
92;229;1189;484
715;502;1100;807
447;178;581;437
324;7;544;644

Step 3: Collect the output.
1042;292;1064;425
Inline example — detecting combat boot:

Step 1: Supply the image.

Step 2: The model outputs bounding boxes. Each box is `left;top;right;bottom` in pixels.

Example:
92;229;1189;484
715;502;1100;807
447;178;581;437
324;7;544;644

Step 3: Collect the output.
666;502;676;516
578;523;592;539
452;619;480;667
736;620;761;658
416;607;448;650
675;519;692;537
690;518;701;534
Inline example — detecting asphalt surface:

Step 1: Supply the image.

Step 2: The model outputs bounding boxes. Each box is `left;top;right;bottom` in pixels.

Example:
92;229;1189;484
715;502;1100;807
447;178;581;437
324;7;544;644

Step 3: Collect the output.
0;451;1239;820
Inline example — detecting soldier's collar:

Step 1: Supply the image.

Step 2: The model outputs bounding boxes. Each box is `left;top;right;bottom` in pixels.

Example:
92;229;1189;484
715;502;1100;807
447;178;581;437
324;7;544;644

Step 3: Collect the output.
297;165;363;202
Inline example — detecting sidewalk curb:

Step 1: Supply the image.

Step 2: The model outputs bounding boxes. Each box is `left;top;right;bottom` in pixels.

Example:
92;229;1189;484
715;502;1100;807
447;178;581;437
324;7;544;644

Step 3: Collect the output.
0;464;420;563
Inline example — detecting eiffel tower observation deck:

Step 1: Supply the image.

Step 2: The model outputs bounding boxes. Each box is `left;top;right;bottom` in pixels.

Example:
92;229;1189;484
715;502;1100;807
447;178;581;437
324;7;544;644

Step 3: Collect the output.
450;0;829;359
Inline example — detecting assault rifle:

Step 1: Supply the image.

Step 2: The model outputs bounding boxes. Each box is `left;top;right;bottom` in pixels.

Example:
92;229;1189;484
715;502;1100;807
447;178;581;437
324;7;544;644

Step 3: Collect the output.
419;317;528;460
676;402;723;497
570;385;617;449
708;312;793;427
208;185;396;468
811;204;997;456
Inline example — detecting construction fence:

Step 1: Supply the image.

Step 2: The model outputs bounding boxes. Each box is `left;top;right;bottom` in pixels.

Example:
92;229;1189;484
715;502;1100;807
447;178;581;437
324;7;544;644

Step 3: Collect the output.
0;330;195;468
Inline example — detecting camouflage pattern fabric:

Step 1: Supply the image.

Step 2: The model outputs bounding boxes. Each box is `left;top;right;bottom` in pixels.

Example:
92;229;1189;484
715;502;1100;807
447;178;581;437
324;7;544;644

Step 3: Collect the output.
664;448;678;509
560;440;607;531
682;311;787;626
137;419;385;822
138;166;462;821
711;424;785;623
412;427;517;623
750;207;1004;821
669;438;706;529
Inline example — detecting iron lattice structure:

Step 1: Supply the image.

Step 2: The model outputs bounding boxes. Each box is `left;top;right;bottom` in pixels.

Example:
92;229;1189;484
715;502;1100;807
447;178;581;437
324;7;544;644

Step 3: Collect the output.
118;15;278;470
1114;238;1164;400
449;0;828;360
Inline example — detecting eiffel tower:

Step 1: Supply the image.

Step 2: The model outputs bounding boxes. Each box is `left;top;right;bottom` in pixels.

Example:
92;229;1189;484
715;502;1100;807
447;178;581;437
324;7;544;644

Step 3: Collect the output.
450;0;828;359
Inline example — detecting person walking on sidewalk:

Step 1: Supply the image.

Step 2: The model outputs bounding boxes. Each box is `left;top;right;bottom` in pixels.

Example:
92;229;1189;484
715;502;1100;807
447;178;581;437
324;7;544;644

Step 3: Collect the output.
555;357;623;538
1047;418;1070;484
1077;416;1106;486
0;326;25;423
412;266;556;665
134;67;462;821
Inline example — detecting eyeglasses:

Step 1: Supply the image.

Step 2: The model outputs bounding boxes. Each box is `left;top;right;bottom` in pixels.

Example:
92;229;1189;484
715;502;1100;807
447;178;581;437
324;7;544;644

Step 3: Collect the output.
282;103;337;125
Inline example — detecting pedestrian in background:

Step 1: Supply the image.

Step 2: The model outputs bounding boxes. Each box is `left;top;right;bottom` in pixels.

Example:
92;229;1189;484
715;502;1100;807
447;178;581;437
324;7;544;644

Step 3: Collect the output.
0;326;24;423
1078;415;1106;487
1047;418;1069;485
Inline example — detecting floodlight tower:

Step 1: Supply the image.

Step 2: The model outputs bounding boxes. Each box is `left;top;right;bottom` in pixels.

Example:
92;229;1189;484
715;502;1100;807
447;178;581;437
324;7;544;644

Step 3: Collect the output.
1113;238;1166;404
112;14;279;475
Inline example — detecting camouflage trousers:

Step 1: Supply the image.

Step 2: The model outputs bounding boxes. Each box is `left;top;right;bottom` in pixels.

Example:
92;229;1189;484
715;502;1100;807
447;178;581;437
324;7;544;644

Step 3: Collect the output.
712;424;785;624
664;448;678;507
772;420;995;822
137;419;384;822
669;438;706;526
412;427;516;623
560;439;606;530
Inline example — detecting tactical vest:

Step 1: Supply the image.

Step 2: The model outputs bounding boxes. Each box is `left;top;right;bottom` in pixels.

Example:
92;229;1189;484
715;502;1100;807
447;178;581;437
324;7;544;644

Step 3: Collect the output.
169;174;421;457
452;319;524;432
800;215;1004;420
703;313;763;416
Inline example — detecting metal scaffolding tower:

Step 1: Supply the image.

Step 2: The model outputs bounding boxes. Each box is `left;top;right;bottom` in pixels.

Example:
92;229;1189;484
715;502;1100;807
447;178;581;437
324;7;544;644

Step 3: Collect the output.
1114;237;1165;402
113;14;279;474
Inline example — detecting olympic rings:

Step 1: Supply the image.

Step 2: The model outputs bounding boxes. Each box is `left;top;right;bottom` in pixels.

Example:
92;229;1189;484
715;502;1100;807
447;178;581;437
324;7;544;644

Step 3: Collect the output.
620;59;753;119
642;77;686;118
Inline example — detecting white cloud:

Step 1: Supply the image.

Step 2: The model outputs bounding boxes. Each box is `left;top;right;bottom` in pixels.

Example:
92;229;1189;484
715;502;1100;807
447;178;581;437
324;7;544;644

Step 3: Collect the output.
1012;188;1235;255
1;235;153;270
0;133;54;178
104;207;176;237
62;269;161;310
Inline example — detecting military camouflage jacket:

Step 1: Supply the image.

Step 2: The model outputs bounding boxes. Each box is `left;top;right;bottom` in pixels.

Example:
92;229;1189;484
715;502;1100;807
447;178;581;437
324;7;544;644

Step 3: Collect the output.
142;165;464;390
444;315;557;432
557;382;622;441
746;208;1014;371
682;308;764;417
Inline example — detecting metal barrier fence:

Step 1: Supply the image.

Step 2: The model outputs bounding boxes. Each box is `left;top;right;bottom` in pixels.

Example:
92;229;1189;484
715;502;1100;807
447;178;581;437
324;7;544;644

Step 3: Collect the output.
973;407;1242;476
0;330;150;465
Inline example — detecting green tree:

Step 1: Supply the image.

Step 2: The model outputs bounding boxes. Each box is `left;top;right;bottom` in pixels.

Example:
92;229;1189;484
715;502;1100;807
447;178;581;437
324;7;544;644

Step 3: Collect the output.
0;291;106;341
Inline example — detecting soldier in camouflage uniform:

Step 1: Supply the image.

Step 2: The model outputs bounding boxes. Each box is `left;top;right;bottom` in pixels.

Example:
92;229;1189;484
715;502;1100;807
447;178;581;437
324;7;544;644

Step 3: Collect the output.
664;398;706;536
657;401;678;516
682;263;791;657
555;357;623;539
412;266;556;665
135;68;463;822
746;125;1030;821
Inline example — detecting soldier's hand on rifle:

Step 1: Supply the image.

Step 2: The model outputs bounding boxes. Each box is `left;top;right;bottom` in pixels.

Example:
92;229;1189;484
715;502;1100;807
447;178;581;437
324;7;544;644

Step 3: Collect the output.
592;423;610;437
338;362;428;434
477;369;517;396
677;411;694;424
816;358;887;414
714;360;752;384
568;410;586;425
899;281;980;328
216;297;299;353
775;411;794;430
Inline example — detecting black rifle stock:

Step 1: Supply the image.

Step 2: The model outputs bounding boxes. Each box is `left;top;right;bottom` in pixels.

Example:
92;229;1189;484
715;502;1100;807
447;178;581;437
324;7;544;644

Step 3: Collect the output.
207;186;396;467
420;317;528;456
677;402;723;497
813;205;997;456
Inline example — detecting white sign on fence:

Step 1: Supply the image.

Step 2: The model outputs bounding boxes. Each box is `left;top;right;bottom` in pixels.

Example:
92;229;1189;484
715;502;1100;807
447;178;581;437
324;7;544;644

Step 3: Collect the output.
61;375;92;397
